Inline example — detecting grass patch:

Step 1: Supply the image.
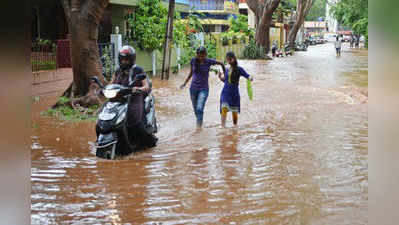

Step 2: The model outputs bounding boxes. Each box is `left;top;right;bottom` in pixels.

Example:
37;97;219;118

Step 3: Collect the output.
41;97;100;122
31;60;56;71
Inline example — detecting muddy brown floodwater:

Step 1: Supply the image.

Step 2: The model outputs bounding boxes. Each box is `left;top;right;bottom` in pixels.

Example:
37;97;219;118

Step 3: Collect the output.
31;43;367;224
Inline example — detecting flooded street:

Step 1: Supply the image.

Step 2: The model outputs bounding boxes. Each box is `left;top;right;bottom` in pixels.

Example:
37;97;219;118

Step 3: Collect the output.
31;43;368;224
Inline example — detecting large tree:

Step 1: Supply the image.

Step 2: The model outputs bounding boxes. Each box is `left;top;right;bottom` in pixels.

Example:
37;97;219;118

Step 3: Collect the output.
247;0;282;54
331;0;368;47
288;0;315;49
306;0;326;21
60;0;109;107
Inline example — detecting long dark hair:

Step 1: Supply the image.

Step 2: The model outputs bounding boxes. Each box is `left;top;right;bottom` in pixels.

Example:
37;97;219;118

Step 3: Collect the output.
226;51;239;84
194;46;207;75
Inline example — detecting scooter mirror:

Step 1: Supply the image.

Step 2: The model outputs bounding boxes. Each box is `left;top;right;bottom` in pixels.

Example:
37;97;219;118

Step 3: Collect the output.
90;76;104;88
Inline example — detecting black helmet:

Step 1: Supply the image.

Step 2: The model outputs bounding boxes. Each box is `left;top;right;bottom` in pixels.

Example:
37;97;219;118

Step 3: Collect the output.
196;46;207;55
118;45;136;70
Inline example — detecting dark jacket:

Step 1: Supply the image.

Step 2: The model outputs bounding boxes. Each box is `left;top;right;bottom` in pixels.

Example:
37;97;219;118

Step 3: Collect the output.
113;65;146;126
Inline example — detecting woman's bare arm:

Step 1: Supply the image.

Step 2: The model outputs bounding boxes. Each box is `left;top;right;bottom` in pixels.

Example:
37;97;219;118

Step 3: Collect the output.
180;65;193;89
218;71;225;82
216;61;226;77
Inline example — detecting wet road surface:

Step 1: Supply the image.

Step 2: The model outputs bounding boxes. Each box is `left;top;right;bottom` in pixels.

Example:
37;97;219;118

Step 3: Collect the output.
31;43;368;224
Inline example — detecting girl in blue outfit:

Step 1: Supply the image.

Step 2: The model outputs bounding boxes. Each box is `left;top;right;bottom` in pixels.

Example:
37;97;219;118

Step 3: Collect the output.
218;52;253;127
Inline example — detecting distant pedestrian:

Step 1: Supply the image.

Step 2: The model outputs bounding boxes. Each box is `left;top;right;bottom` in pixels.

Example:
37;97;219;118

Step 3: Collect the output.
355;35;360;48
335;36;342;56
350;35;354;48
272;41;277;57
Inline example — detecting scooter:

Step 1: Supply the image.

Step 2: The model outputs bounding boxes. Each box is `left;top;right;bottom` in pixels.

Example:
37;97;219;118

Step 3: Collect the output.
295;42;308;51
91;74;158;159
284;44;293;56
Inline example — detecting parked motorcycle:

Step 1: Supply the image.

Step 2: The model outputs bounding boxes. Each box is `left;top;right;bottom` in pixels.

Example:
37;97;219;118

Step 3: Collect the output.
284;44;293;56
295;42;308;51
91;74;158;159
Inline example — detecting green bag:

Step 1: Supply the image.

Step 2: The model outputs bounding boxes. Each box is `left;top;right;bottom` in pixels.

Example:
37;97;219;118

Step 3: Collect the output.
246;79;253;101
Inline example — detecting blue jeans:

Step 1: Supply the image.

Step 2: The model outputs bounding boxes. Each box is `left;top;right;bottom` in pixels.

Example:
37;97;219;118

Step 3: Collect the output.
190;88;209;126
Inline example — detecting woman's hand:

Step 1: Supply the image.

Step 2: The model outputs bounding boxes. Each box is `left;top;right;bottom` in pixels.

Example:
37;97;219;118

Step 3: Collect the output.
250;76;254;82
132;87;141;93
180;84;186;90
218;71;224;82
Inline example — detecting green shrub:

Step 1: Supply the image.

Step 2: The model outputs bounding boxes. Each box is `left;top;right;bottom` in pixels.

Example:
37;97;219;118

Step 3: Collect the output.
243;40;266;59
172;65;179;74
222;36;229;46
125;0;168;51
228;14;252;36
232;35;238;44
100;45;115;81
241;35;247;44
178;39;218;67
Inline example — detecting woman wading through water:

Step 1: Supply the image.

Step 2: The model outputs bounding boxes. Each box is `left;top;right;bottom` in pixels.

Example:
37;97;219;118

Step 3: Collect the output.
180;47;226;129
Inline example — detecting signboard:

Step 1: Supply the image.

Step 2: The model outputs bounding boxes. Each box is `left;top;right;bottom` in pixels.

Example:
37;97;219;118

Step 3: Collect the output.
224;0;239;13
304;21;327;28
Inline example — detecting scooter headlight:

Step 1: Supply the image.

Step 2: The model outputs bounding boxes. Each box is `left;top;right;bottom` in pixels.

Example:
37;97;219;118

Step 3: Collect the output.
103;89;118;98
116;111;126;124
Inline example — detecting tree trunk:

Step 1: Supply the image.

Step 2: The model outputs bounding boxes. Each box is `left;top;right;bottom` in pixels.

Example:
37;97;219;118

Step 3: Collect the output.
288;0;315;49
288;16;304;49
255;13;273;53
247;0;282;54
70;16;103;97
59;0;109;107
161;0;175;80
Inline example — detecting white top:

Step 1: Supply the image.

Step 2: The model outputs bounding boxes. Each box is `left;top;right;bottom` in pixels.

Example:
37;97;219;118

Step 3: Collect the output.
335;39;342;48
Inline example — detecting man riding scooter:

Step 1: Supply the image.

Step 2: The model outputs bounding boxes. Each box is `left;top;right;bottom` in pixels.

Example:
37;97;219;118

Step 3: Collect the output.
111;45;157;148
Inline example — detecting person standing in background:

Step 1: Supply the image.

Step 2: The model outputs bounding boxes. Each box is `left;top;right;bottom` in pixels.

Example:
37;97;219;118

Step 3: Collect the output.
335;36;342;56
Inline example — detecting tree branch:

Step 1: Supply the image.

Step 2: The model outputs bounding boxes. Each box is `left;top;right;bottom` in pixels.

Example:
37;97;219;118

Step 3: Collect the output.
71;0;80;13
81;0;109;22
61;0;71;23
305;0;316;15
265;0;281;13
246;0;262;18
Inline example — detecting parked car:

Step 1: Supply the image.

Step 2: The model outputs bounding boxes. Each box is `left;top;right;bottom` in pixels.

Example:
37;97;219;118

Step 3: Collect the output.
295;42;308;51
342;35;351;42
307;37;317;45
360;35;366;43
324;33;338;42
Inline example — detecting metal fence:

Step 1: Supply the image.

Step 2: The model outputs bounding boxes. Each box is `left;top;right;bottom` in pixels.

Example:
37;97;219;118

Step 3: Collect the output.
98;43;116;80
56;39;71;68
31;45;57;72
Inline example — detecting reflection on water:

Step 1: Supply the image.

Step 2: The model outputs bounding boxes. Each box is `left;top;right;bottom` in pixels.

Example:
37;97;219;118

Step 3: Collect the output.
31;43;367;224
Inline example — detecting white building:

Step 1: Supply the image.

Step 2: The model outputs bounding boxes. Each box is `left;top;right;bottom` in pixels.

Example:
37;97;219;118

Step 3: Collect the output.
238;1;256;29
325;0;339;33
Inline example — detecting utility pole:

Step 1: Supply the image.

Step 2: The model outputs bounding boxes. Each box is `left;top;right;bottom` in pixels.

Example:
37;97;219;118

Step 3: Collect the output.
161;0;175;80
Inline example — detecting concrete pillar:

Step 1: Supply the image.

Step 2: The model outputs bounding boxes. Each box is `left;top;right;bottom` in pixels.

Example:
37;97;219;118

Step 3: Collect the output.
215;25;222;33
152;50;157;76
111;32;122;67
248;8;256;29
177;46;181;70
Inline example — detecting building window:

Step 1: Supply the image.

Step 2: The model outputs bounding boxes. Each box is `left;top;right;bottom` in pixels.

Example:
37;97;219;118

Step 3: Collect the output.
239;8;248;15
